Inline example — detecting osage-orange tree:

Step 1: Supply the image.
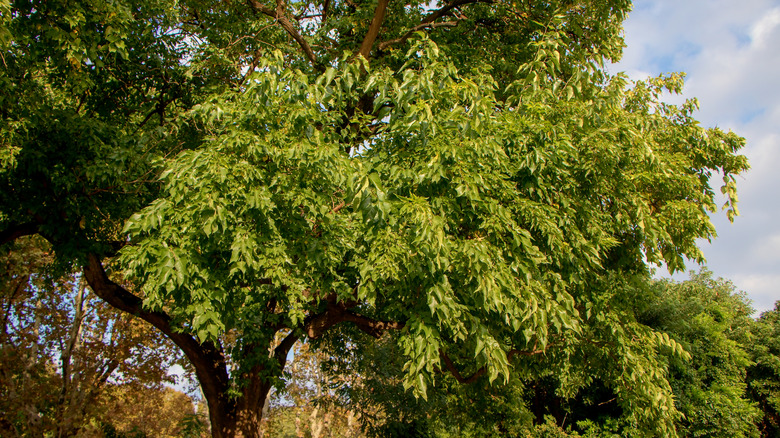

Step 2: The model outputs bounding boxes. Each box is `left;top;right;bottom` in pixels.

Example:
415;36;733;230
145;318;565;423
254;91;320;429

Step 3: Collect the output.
0;0;748;436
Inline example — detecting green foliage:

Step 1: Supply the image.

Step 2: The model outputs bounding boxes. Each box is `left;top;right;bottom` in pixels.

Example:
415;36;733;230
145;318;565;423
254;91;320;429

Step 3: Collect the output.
639;271;761;438
320;272;779;438
0;0;752;436
119;34;747;406
747;303;780;436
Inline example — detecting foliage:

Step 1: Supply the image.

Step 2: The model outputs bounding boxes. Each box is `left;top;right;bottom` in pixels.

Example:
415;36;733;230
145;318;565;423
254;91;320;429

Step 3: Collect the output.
0;236;187;436
325;273;697;437
100;386;202;438
0;0;750;436
320;271;778;438
636;271;760;438
747;302;780;436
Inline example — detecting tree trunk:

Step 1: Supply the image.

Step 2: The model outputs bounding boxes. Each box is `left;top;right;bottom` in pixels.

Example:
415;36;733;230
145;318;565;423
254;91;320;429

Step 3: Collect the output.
57;278;86;438
80;253;359;438
205;380;274;438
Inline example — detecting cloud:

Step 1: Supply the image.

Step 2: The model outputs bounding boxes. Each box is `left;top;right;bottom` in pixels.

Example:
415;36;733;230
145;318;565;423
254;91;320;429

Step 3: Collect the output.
750;7;780;48
730;273;780;315
612;0;780;313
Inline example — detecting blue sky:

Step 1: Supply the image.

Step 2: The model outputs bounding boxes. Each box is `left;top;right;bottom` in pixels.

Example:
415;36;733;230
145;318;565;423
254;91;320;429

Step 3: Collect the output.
611;0;780;314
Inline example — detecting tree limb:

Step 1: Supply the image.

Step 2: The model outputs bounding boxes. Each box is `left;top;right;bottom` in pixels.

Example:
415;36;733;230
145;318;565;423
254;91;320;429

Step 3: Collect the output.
378;21;459;50
0;222;40;246
439;345;546;384
81;253;235;422
378;0;493;51
358;0;391;59
439;350;486;383
274;329;299;368
247;0;319;67
321;0;331;24
303;298;404;339
342;311;405;338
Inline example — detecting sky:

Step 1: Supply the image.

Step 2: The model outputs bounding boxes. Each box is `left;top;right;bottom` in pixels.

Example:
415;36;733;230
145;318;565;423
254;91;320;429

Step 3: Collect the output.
609;0;780;315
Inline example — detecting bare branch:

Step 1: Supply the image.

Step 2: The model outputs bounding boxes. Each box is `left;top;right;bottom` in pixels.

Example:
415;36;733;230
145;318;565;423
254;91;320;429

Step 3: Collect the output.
274;330;299;368
0;222;40;246
330;200;347;214
322;0;331;24
303;298;404;339
82;253;235;419
342;311;405;338
439;350;486;383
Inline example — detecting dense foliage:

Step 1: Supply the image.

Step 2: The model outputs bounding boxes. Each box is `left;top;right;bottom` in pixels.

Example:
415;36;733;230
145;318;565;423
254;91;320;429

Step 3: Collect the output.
0;0;750;436
0;237;196;437
313;272;779;438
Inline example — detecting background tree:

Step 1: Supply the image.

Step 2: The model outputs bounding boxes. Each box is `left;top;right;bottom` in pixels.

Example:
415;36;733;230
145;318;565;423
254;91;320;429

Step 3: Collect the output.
747;302;780;437
638;271;761;438
100;386;202;438
0;0;749;436
0;236;189;437
261;340;365;437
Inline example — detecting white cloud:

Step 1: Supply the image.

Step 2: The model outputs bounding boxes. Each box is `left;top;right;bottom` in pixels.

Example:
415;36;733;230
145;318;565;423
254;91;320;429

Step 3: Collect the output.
750;7;780;48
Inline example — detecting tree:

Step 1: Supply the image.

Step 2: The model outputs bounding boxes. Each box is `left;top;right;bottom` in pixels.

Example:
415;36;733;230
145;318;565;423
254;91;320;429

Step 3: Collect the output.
0;0;749;436
747;302;780;437
261;340;365;437
100;386;201;438
0;236;185;437
638;272;761;438
327;271;770;438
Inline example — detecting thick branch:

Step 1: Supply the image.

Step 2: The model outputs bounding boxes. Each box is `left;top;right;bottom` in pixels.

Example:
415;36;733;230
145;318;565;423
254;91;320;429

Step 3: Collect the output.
439;350;486;384
321;0;331;24
274;330;299;368
0;222;39;246
342;311;405;338
81;253;234;427
358;0;391;59
247;0;319;66
303;299;404;339
439;346;546;384
378;0;492;51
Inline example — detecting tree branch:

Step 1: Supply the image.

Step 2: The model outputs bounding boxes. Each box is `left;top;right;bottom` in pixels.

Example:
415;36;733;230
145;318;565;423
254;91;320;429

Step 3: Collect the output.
439;345;546;384
0;222;40;246
439;350;486;383
321;0;331;24
378;21;459;50
342;311;405;338
303;298;404;339
358;0;391;59
378;0;493;51
81;253;235;423
247;0;319;67
274;330;299;368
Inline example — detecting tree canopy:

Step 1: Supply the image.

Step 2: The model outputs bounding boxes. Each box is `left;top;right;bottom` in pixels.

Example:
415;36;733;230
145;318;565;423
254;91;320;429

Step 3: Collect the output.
0;0;749;436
